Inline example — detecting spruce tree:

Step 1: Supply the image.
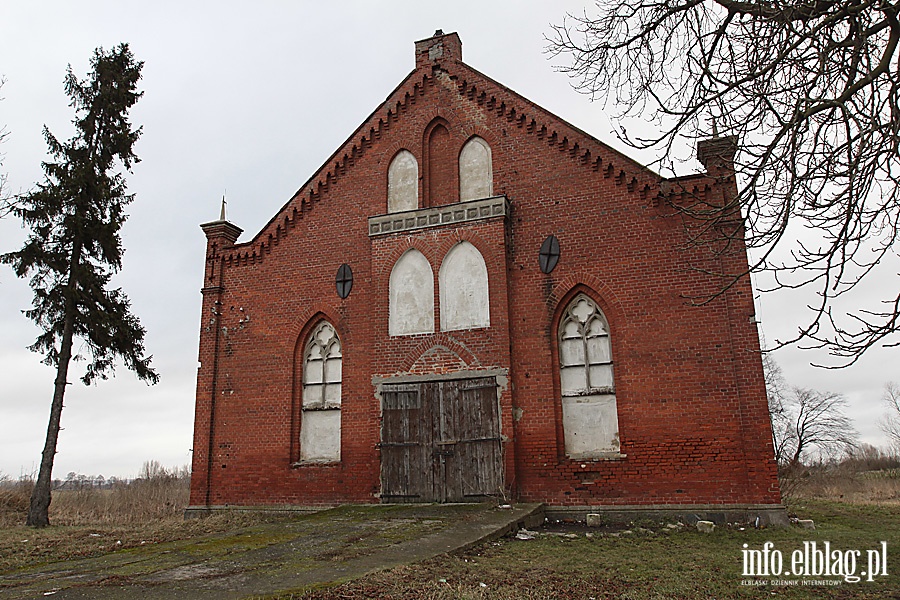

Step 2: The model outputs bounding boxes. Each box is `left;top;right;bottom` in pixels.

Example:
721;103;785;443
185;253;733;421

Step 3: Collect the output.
1;44;158;527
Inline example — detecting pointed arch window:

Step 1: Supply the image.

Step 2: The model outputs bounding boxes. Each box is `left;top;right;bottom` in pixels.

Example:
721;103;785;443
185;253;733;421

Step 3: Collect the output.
558;294;621;458
439;241;490;331
389;249;435;336
300;321;342;462
459;137;492;202
387;150;418;213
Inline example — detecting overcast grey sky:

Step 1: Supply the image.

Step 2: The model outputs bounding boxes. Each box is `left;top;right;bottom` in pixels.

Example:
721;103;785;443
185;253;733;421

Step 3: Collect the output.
0;1;894;479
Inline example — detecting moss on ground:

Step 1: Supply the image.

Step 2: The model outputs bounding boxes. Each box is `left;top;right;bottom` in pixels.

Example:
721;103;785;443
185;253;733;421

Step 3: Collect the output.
4;501;896;599
0;504;473;598
273;499;900;600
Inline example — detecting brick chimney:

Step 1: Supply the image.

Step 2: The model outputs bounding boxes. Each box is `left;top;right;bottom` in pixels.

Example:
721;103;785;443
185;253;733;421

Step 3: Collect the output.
415;30;462;69
697;135;738;178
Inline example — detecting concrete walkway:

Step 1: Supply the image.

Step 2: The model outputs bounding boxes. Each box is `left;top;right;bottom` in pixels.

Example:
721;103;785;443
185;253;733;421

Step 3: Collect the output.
0;503;544;599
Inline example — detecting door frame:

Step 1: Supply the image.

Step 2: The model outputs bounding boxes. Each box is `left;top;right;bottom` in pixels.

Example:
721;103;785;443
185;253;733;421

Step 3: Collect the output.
375;369;509;503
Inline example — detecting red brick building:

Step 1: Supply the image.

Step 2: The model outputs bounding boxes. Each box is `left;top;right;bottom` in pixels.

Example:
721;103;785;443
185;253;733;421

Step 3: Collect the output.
188;32;784;523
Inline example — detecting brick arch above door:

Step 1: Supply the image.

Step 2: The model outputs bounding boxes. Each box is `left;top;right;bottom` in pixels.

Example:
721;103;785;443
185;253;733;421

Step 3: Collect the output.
397;333;482;375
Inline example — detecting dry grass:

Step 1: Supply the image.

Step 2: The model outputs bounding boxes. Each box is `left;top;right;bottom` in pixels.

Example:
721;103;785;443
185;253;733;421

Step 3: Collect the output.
2;460;899;598
0;479;32;528
0;464;190;528
0;468;288;572
0;511;290;572
270;499;900;600
780;466;900;504
47;478;190;525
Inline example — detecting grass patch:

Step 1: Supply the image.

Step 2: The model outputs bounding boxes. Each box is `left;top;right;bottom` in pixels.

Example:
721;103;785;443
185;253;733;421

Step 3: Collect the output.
271;499;900;600
0;511;291;572
777;453;900;505
0;466;296;572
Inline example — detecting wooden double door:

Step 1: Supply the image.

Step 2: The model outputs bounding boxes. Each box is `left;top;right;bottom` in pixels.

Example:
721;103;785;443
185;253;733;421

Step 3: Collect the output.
380;377;503;503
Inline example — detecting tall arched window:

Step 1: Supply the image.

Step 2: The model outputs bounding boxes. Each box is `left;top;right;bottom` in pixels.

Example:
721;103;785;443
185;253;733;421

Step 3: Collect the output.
558;294;620;458
389;249;434;336
300;321;342;462
387;150;418;213
459;137;492;202
439;241;490;331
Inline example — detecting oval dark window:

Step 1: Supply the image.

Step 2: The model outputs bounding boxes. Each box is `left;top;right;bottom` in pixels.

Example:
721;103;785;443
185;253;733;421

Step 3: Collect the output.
336;263;353;299
539;235;560;274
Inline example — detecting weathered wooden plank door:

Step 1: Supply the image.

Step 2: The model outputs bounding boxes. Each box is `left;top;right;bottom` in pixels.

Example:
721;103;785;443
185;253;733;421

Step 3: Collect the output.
380;384;431;502
380;377;502;503
435;377;503;502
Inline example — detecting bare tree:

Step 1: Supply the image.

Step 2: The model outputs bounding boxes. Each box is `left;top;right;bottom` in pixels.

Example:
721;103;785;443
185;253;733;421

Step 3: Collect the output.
784;387;858;466
549;1;900;364
880;381;900;453
762;354;794;464
843;442;899;471
762;357;855;466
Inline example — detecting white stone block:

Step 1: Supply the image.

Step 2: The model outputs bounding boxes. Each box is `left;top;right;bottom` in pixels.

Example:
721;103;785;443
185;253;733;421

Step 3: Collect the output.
696;520;715;533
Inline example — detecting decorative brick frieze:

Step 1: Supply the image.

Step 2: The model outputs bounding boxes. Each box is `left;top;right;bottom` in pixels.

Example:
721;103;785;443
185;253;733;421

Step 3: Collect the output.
368;195;508;236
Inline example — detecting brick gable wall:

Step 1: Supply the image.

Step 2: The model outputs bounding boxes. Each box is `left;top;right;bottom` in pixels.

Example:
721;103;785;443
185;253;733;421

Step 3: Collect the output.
189;33;780;510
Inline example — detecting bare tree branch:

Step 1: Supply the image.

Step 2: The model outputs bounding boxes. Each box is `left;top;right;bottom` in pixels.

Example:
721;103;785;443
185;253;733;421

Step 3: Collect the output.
787;387;858;465
763;355;858;465
880;381;900;452
549;0;900;363
763;354;794;464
